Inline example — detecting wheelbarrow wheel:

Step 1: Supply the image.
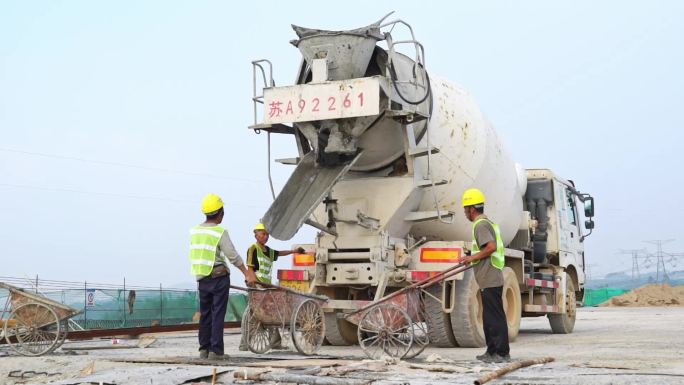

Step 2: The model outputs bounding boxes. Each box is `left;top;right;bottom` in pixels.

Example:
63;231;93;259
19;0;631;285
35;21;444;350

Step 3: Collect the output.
402;289;429;359
244;306;272;354
357;304;413;359
291;299;325;355
4;302;60;356
46;319;69;353
403;319;429;359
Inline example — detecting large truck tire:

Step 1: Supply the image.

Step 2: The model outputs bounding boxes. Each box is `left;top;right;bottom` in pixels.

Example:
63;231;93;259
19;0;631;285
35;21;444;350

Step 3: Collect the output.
502;267;522;341
450;270;485;348
424;284;458;347
324;313;358;345
548;277;576;334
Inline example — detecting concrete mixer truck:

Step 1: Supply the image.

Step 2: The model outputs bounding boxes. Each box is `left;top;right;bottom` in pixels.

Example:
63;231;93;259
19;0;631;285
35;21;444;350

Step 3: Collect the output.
248;14;596;348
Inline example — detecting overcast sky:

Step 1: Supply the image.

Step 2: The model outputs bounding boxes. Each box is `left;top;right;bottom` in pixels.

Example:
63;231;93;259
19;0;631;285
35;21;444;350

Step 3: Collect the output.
1;1;683;287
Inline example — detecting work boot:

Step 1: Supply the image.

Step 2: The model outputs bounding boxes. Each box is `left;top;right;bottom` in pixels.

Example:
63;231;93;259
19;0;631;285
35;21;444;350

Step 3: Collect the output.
270;337;288;350
476;351;494;362
199;349;208;359
496;353;511;362
208;351;231;361
269;328;287;349
486;353;511;363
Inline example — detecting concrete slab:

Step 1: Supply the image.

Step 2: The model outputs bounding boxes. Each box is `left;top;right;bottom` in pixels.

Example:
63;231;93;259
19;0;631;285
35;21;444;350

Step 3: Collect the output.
2;307;684;384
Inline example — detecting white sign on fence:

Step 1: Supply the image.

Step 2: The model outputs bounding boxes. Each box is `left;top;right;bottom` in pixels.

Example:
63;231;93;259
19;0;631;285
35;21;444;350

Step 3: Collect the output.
86;288;96;307
263;77;380;124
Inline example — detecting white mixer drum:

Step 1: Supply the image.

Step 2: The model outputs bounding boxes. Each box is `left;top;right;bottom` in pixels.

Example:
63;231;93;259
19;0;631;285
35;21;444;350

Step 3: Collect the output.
409;75;524;245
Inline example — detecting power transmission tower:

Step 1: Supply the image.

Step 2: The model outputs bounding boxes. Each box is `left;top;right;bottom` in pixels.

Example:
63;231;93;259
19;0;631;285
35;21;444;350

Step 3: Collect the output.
644;239;674;283
664;252;684;274
619;249;647;281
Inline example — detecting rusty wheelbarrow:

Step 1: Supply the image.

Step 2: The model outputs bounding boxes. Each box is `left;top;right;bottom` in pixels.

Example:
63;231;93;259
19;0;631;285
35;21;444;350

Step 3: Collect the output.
1;282;81;356
234;282;328;356
344;262;473;360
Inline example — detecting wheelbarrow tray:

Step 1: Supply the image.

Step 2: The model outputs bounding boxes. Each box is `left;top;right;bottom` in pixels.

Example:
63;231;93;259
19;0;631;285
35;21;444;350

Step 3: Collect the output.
248;286;326;326
0;282;81;325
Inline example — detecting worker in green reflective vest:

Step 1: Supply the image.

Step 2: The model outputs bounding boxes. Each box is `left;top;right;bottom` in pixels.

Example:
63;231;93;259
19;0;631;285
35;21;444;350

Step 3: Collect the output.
189;193;256;360
461;188;510;363
239;222;304;351
247;222;305;285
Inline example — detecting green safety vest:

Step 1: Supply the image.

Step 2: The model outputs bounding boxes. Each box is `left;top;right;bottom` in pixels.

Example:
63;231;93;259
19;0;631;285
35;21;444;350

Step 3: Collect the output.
471;218;505;270
252;243;277;284
189;225;225;276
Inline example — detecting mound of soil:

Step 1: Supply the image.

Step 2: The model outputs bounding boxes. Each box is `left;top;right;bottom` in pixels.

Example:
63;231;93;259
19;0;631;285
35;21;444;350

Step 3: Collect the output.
601;284;684;307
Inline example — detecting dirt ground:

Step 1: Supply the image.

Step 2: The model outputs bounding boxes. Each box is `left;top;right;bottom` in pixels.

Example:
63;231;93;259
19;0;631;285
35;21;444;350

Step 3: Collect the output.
1;306;683;385
601;284;684;307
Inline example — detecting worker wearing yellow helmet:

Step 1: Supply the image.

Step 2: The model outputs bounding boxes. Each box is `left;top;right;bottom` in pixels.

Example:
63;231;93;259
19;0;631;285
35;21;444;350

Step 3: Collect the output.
189;193;257;360
247;222;305;285
239;222;306;351
461;188;510;363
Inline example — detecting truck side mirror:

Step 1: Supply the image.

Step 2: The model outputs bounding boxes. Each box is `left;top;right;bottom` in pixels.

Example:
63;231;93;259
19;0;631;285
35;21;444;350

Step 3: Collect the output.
583;197;595;217
585;219;594;230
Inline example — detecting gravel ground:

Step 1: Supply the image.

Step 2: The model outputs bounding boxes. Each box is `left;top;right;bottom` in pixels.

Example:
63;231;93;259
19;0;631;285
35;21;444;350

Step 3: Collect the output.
1;306;683;384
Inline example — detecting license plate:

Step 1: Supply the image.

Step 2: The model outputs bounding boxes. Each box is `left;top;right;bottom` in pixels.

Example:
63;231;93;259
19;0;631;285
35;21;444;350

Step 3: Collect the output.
263;77;380;124
279;280;310;293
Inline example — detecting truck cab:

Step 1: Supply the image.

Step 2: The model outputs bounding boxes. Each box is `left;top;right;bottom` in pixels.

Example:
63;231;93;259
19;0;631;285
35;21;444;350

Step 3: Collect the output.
519;169;595;307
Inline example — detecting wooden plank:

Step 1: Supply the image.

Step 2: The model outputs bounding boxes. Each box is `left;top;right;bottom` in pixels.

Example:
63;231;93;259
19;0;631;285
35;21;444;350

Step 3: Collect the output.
109;355;348;367
474;357;555;385
48;366;225;385
234;367;371;385
0;321;241;345
63;345;139;351
246;359;355;368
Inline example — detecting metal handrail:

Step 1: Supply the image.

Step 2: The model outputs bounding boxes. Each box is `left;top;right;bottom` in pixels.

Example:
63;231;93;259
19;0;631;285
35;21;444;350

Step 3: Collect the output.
382;25;448;224
380;19;424;66
251;59;275;126
384;33;430;106
250;59;278;199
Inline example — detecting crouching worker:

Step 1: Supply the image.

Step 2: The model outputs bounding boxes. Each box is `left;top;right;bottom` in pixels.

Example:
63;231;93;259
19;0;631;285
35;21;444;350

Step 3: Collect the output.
239;222;305;351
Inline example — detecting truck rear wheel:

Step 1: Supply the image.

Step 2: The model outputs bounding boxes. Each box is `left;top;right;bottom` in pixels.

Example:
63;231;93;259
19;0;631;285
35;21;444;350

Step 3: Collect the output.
424;284;458;347
324;313;358;345
548;277;576;334
450;270;485;348
502;267;522;341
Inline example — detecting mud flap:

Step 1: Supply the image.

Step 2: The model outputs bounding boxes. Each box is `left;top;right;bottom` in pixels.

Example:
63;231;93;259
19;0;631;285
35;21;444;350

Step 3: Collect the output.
556;272;567;314
262;151;362;240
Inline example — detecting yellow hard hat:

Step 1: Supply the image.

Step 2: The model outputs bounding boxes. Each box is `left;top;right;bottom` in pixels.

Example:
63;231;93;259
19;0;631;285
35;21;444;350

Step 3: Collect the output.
201;193;224;214
254;222;267;232
462;188;486;207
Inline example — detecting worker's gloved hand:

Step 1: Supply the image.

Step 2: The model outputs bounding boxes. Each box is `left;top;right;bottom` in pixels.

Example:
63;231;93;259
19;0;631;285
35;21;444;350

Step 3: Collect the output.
295;247;306;254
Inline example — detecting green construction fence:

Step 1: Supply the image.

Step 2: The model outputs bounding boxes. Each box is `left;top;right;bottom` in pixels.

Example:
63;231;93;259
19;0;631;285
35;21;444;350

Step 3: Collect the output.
583;288;630;306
